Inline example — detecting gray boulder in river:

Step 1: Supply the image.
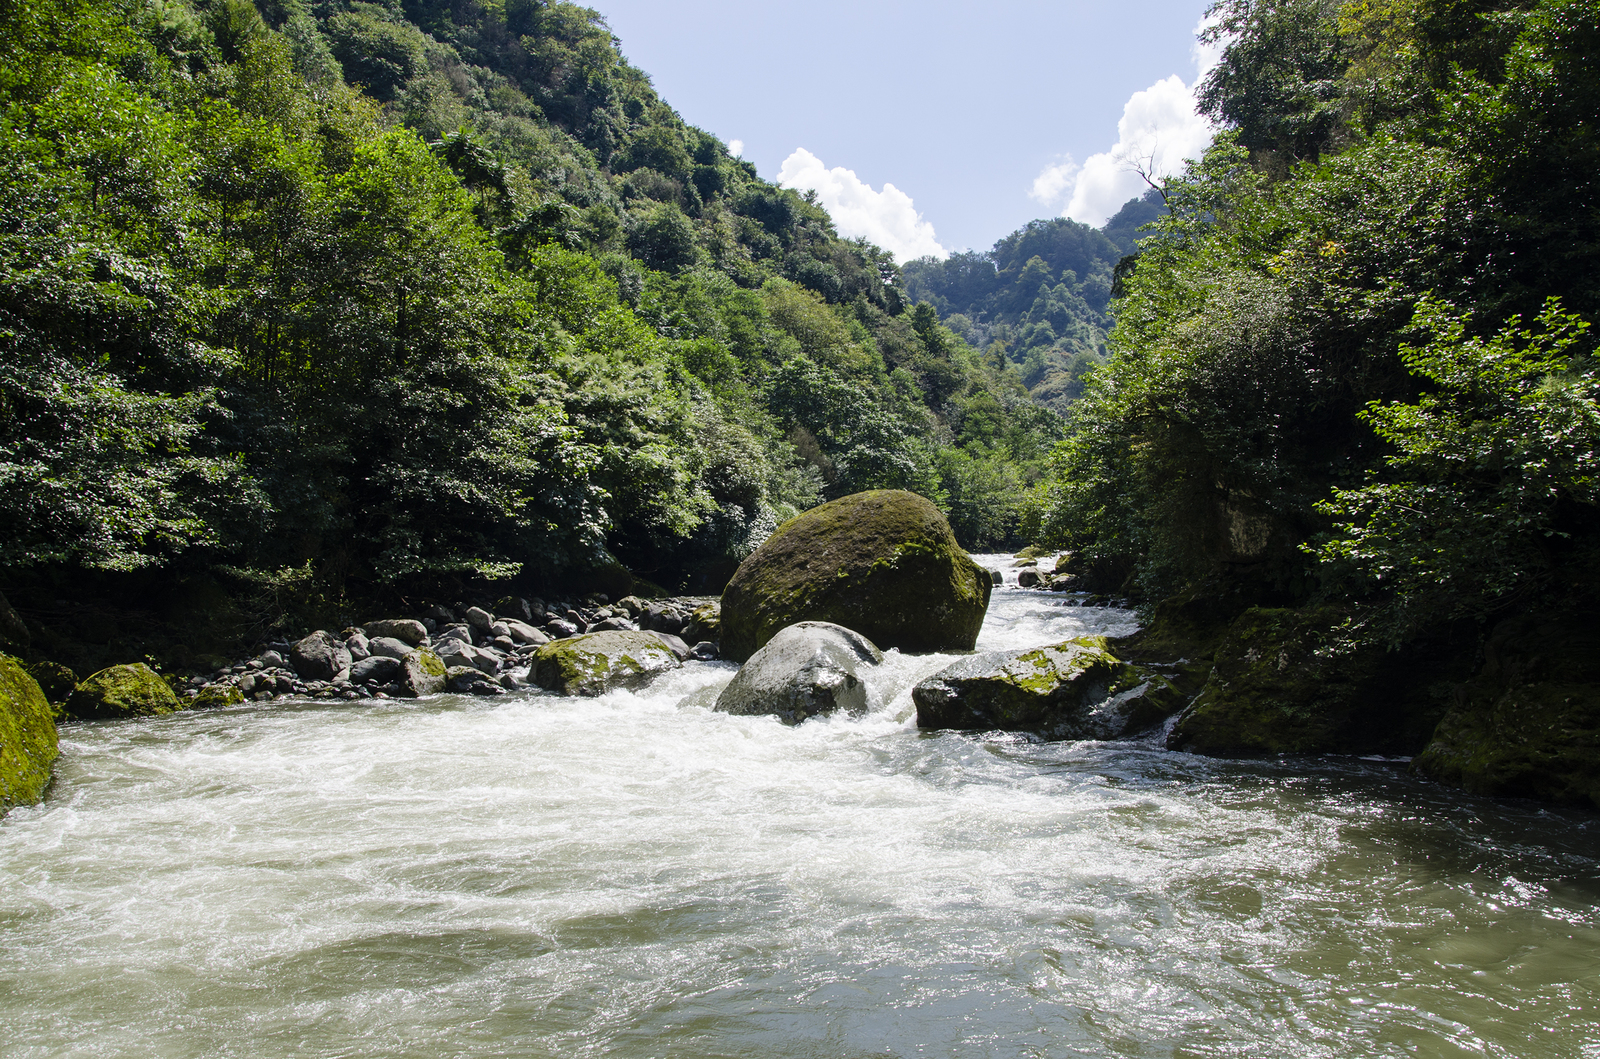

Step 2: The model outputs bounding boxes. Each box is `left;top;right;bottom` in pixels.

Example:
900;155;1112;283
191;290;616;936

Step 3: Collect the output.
363;619;428;646
530;631;682;696
290;631;351;681
715;621;882;725
913;637;1176;739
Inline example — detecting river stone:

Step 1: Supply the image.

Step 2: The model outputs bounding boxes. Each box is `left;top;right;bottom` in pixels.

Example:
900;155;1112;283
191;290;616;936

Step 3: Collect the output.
65;663;184;720
464;606;495;633
436;639;501;675
502;620;549;646
0;656;57;808
719;490;991;663
545;618;579;639
683;601;720;644
395;649;447;698
21;659;76;707
913;637;1139;737
367;636;414;661
715;622;882;725
364;619;429;646
530;631;682;697
290;631;351;681
350;655;403;686
190;684;245;710
650;631;692;660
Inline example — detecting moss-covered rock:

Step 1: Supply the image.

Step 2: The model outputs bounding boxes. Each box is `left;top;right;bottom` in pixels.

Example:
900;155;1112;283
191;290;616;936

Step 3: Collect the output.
397;648;447;698
1413;614;1600;809
531;631;682;696
0;655;57;809
64;662;183;720
190;684;246;710
914;636;1159;738
1166;607;1456;757
720;490;991;662
22;660;76;712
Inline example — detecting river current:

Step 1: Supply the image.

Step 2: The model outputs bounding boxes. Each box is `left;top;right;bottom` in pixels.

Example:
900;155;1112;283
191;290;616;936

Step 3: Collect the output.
3;557;1599;1058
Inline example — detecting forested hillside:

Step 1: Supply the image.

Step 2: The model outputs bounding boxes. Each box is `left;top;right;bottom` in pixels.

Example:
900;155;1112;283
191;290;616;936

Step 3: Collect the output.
1028;0;1600;794
0;0;1064;656
901;193;1164;411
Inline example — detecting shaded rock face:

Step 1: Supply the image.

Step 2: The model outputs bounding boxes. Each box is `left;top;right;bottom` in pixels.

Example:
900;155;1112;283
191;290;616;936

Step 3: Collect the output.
1164;607;1459;758
0;656;57;809
719;490;991;663
350;655;403;686
1413;614;1600;809
715;622;882;726
291;631;351;681
913;637;1166;739
530;631;681;697
65;663;183;720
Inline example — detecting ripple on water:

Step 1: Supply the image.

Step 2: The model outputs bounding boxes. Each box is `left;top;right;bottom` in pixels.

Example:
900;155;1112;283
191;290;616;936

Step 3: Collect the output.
2;579;1599;1058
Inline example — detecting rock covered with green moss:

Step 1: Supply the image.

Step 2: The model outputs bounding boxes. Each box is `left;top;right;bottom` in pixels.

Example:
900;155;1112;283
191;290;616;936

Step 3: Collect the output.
913;636;1169;738
1413;614;1600;809
0;656;58;809
398;648;448;698
65;663;184;720
719;490;991;663
530;631;681;696
1165;607;1452;757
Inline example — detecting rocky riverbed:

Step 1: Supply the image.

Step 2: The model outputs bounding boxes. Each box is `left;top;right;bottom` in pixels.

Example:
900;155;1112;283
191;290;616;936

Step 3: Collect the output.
186;594;723;707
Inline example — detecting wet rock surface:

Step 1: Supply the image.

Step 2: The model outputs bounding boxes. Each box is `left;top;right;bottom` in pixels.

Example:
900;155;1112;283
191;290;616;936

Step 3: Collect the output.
715;622;882;725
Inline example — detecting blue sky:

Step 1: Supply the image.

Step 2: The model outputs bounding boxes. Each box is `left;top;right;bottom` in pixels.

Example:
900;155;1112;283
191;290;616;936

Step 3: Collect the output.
588;0;1217;259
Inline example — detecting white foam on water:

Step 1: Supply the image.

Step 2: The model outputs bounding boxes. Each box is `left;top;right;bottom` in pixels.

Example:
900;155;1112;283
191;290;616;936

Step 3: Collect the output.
2;572;1599;1057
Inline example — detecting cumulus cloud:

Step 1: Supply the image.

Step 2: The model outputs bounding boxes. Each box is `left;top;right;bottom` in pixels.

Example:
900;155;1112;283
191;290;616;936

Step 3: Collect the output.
1029;157;1081;206
727;138;743;158
1030;16;1221;227
777;148;948;263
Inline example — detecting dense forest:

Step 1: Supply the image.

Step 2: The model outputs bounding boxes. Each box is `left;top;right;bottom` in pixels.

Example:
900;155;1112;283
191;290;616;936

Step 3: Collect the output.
901;193;1164;411
0;0;1077;659
1033;0;1600;664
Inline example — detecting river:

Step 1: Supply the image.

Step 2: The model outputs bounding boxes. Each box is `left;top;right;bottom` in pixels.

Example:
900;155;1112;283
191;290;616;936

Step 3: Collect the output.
2;557;1598;1057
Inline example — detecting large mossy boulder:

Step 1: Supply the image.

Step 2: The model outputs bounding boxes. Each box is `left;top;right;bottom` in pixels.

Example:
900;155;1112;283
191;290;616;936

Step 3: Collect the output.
64;662;183;720
0;656;58;808
715;621;882;725
1413;614;1600;809
530;631;682;697
719;490;991;663
1166;607;1457;757
913;636;1172;738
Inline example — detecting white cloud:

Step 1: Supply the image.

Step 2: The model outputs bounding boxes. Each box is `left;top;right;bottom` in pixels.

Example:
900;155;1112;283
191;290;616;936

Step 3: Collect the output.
777;148;948;263
1030;16;1221;227
727;138;744;158
1029;157;1080;205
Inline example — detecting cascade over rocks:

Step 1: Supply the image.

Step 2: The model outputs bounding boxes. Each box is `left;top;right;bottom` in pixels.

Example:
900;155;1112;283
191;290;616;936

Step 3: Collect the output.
913;637;1174;738
719;490;991;663
65;663;183;720
0;657;57;809
715;622;882;725
530;631;682;696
